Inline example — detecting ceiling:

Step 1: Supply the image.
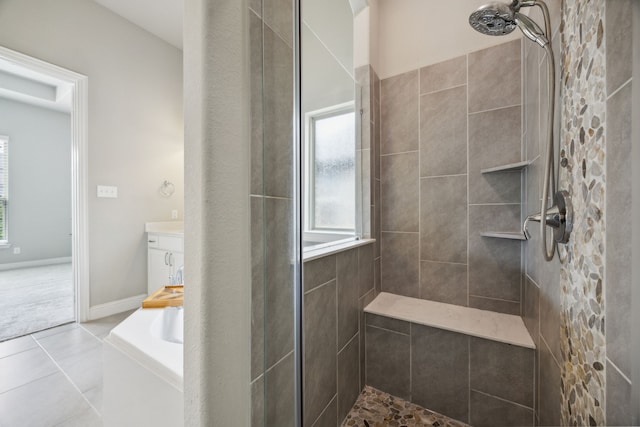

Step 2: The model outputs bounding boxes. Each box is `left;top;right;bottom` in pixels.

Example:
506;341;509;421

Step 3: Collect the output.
93;0;184;49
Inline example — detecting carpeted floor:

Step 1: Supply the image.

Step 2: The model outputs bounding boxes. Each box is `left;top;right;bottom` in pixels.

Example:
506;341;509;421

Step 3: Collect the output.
0;263;74;342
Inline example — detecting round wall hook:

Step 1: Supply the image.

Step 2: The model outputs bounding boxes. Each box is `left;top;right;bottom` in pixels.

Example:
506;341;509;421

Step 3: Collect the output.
160;180;175;197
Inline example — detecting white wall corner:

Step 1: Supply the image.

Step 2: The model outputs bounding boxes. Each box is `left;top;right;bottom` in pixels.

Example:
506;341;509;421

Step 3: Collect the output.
183;0;252;425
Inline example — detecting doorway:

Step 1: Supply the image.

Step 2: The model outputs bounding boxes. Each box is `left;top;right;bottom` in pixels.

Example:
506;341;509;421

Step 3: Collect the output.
0;46;88;341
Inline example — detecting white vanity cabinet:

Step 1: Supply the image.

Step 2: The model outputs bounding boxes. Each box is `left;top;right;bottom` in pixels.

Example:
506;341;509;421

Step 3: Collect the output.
147;232;184;295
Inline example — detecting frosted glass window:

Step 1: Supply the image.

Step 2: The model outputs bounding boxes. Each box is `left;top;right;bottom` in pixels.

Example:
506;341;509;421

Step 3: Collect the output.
311;110;355;231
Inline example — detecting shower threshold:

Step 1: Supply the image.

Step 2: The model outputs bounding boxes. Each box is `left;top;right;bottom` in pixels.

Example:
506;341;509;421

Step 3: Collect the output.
342;386;469;427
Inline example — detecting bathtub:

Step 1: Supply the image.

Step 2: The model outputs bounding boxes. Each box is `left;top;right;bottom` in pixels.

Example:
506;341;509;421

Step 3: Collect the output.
102;308;184;427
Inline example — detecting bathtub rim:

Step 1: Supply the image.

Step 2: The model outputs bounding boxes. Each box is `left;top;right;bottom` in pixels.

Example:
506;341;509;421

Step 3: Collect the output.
105;307;183;391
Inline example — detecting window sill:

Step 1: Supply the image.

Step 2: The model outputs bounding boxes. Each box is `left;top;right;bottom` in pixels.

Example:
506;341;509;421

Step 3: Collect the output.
0;242;10;249
303;238;375;262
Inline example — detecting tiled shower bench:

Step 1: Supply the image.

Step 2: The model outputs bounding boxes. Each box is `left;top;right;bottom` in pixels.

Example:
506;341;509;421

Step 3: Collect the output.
364;292;536;427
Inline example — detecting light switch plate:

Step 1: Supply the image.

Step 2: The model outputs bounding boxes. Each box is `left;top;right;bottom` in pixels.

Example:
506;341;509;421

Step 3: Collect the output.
97;185;118;198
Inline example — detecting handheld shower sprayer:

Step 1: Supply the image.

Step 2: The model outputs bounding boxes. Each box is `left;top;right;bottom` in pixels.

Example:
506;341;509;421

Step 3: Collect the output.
469;1;572;262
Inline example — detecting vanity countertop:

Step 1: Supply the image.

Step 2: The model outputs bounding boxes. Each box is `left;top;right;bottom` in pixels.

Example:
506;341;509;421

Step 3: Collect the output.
145;221;184;235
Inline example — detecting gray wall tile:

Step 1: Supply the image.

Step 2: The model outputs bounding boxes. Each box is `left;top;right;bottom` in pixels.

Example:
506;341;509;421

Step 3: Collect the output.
420;55;467;94
380;70;419;154
251;197;265;380
412;324;470;423
470;337;534;407
522;277;540;349
249;0;262;16
606;360;632;427
524;42;539;161
420;86;468;177
263;0;292;47
359;290;376;389
337;249;359;350
304;254;336;292
468;106;522;204
265;352;295;427
374;257;381;294
312;396;337;427
538;340;561;427
252;376;264;427
264;197;294;368
304;280;337;426
338;336;360;424
468;40;521;113
365;325;410;400
606;0;633;94
420;175;467;264
538;266;562;365
374;180;381;258
365;313;410;335
358;243;374;297
381;152;419;232
263;26;293;198
250;12;263;195
381;232;419;297
468;204;521;301
468;296;520;316
470;390;534;427
606;83;632;377
420;261;468;306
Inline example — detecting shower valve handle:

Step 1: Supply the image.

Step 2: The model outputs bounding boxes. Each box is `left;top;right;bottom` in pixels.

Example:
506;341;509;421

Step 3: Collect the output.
523;190;573;244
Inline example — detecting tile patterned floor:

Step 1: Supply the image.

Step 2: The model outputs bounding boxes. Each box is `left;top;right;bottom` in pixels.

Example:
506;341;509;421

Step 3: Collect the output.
0;310;135;427
342;386;470;427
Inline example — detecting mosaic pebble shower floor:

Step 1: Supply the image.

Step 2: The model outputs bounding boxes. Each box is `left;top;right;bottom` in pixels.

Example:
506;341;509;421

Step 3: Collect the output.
341;386;469;427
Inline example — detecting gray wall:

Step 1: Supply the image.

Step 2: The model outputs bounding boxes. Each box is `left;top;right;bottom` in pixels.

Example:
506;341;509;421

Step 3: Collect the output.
604;0;634;424
520;4;563;425
365;313;535;426
0;0;184;306
302;243;374;426
378;39;524;315
249;1;297;426
0;98;71;263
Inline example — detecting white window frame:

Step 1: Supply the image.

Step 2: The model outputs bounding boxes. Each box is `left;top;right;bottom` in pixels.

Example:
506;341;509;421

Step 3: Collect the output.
0;136;8;245
304;102;356;236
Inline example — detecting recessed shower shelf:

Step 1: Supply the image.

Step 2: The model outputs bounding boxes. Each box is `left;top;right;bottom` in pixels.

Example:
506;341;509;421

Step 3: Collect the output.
480;231;527;241
481;160;531;174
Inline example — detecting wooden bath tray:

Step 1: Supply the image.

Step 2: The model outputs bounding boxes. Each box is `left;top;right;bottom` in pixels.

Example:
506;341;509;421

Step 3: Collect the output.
142;285;184;308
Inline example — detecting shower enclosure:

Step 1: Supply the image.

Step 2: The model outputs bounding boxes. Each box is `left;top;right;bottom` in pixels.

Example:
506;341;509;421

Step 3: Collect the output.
231;0;639;425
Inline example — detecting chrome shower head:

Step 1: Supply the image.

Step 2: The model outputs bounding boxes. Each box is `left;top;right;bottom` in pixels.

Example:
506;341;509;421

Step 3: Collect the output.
468;2;518;36
515;12;549;46
469;1;550;47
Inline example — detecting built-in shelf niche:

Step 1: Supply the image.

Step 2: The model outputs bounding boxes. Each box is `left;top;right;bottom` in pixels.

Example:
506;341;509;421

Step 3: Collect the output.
479;160;531;240
480;160;531;174
480;231;527;241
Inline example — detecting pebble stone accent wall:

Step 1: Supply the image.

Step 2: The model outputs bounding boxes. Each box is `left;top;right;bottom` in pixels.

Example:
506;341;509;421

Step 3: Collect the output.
559;0;607;424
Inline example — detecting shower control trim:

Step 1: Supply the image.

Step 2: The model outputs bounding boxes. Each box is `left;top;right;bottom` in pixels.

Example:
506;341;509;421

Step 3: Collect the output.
523;191;573;244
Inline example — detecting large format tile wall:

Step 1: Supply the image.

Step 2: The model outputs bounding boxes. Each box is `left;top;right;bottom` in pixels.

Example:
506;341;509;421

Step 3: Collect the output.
364;313;535;426
520;1;563;425
250;6;380;427
522;0;635;425
300;65;379;427
249;0;296;425
379;40;524;315
603;0;634;423
303;243;375;426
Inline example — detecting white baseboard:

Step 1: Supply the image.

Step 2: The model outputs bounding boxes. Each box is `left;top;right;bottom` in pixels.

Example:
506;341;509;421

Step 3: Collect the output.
0;256;72;271
88;294;146;321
